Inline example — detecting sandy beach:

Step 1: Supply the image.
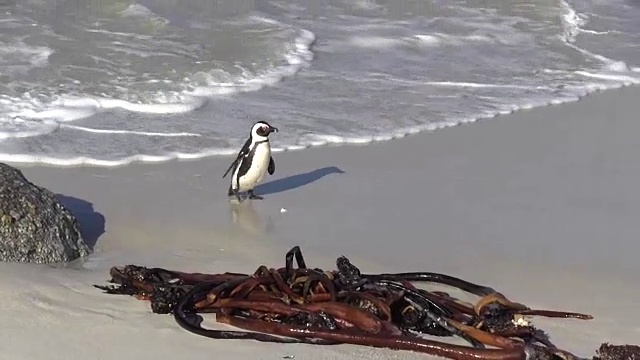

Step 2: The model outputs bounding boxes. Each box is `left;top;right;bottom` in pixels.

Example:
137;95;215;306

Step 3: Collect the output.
1;85;640;360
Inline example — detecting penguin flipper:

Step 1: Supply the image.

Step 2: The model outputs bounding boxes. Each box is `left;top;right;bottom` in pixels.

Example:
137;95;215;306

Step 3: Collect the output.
223;138;252;179
268;156;275;175
222;158;240;179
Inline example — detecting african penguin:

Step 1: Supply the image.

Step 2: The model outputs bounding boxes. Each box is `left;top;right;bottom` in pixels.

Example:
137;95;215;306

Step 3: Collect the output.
222;121;278;200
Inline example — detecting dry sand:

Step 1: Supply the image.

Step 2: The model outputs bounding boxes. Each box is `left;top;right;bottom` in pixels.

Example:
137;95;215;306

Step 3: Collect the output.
1;85;640;360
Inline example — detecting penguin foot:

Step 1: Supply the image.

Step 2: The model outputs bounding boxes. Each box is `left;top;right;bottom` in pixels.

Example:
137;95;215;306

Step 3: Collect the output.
228;188;243;201
248;190;263;200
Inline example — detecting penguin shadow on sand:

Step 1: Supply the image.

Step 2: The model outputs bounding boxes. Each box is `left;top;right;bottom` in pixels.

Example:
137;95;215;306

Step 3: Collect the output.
253;166;345;196
56;194;106;251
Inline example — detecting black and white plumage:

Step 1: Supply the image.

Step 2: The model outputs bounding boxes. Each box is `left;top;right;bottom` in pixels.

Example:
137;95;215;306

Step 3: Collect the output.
223;121;278;200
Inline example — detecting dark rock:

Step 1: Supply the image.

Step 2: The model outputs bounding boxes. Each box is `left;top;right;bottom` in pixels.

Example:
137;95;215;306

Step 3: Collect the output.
0;163;90;263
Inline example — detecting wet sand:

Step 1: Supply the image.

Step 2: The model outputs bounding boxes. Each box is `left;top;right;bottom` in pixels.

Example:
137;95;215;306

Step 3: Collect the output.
1;85;639;360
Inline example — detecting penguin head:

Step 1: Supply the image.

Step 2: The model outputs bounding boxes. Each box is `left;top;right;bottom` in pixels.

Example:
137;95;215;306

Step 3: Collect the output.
251;121;278;140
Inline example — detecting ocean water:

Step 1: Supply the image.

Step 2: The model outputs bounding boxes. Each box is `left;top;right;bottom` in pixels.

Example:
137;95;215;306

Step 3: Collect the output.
0;0;639;166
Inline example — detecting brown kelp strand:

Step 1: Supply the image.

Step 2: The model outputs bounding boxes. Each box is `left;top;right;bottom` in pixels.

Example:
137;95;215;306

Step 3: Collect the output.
95;246;639;360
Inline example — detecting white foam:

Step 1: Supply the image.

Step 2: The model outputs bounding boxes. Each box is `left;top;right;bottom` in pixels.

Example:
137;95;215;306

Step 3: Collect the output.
185;28;315;97
0;119;59;140
559;0;587;44
0;41;53;73
60;125;201;137
574;71;640;85
84;28;153;40
349;0;385;11
0;92;209;140
15;105;101;122
348;33;496;50
347;36;404;49
0;23;316;145
557;0;640;85
4;81;635;170
0;81;621;167
0;148;236;167
557;0;636;77
120;3;169;27
0;94;64;139
424;81;537;90
51;95;208;115
606;61;631;73
412;33;493;47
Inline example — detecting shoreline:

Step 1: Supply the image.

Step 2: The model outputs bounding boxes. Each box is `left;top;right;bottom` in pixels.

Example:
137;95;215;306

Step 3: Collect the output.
5;83;638;170
1;85;639;359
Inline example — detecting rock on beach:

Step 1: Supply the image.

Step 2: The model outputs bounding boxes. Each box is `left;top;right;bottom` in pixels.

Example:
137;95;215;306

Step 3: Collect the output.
0;163;90;263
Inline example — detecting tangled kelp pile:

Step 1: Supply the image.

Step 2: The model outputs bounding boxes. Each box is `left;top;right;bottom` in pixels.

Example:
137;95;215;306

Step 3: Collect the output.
95;246;639;360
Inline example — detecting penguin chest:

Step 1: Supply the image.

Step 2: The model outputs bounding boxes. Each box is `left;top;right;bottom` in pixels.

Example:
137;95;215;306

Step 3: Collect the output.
237;142;271;191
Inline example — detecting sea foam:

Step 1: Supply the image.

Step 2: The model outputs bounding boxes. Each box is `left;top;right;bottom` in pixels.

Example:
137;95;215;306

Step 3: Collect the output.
0;23;315;145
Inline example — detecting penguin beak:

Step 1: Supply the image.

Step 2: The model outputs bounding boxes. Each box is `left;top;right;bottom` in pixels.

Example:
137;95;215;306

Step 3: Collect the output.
270;126;278;133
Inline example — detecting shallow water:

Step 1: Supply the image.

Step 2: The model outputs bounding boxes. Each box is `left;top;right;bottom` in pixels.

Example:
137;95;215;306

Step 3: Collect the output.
0;0;639;166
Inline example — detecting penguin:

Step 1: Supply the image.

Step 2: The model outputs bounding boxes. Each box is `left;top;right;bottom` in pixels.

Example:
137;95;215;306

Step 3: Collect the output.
222;121;278;200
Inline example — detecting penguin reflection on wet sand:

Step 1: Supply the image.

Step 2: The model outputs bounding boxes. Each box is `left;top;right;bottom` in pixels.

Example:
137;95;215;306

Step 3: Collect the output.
228;198;274;236
223;121;278;201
